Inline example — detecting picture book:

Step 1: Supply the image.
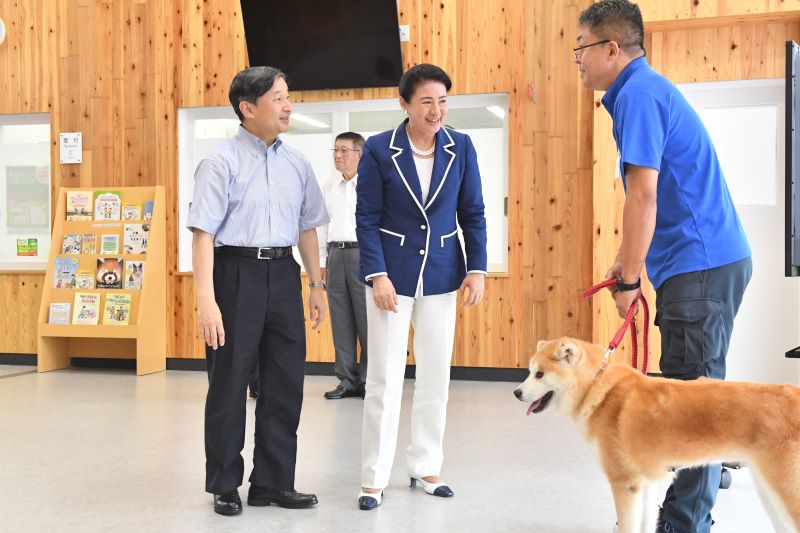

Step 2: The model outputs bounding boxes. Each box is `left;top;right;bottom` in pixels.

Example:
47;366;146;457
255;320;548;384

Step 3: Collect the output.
66;191;93;220
101;234;119;254
53;257;79;288
102;293;132;325
72;292;100;325
123;223;149;254
125;260;145;290
61;234;82;254
48;303;71;324
76;269;95;290
94;190;121;221
96;257;123;289
122;202;141;221
81;234;97;254
143;200;154;221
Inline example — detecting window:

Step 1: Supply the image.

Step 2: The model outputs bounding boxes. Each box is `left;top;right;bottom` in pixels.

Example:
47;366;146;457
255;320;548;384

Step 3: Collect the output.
0;113;51;270
178;94;508;273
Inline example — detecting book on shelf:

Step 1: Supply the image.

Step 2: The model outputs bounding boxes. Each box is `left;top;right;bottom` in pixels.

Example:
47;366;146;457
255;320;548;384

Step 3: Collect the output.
102;293;132;325
81;234;97;254
125;260;145;290
94;190;121;221
100;234;119;254
122;202;141;221
61;234;82;254
143;200;154;221
123;223;150;254
66;191;93;221
72;292;100;325
53;257;79;289
48;303;71;324
96;257;123;289
76;269;95;289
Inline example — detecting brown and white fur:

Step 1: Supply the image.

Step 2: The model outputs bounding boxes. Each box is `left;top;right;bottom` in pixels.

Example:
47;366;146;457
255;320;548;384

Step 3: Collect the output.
513;337;800;533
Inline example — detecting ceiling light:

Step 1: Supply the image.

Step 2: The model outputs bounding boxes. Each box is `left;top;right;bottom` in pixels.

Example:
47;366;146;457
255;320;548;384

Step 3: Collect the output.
291;113;329;128
486;105;505;120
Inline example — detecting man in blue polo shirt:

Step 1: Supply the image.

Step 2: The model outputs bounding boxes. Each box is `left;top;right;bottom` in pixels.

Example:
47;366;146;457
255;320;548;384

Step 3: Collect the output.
575;1;752;532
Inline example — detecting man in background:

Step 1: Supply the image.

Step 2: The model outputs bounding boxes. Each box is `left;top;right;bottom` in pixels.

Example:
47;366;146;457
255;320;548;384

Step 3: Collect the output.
319;132;369;399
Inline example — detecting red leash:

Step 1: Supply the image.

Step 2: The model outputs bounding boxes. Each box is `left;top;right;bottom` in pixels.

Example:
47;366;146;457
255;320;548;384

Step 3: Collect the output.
582;279;649;375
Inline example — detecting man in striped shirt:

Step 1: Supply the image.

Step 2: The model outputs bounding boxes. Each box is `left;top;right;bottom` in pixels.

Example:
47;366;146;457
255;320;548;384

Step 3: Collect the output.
187;66;329;516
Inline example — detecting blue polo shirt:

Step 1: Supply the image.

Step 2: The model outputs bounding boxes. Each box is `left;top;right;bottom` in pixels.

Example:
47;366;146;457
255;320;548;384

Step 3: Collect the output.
601;57;750;289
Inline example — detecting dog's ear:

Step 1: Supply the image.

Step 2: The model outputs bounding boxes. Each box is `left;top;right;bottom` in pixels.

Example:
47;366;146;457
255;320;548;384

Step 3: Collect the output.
536;339;548;352
553;341;581;365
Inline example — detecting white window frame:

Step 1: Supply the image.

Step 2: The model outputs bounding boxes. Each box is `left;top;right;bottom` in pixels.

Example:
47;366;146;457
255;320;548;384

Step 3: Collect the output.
0;113;51;271
177;93;509;273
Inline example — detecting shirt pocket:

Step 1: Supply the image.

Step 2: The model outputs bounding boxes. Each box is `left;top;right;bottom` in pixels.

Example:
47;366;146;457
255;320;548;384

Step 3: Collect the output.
656;298;725;364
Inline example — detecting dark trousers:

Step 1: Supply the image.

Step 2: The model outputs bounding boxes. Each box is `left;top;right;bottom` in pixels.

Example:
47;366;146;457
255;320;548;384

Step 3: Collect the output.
204;253;306;494
327;246;368;390
655;257;752;533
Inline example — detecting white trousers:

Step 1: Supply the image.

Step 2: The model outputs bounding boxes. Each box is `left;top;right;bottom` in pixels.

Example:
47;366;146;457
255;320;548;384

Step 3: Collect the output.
360;287;457;489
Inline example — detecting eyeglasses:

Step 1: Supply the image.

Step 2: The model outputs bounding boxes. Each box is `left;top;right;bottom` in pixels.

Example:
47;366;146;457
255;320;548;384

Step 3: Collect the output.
572;39;611;60
331;148;361;154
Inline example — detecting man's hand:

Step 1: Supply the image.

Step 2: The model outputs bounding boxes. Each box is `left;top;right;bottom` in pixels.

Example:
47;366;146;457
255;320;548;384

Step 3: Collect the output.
371;275;398;312
458;273;485;307
198;298;225;349
613;287;641;319
308;288;327;329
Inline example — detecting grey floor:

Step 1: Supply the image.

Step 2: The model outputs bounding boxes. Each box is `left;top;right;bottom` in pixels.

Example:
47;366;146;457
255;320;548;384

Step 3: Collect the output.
0;365;773;532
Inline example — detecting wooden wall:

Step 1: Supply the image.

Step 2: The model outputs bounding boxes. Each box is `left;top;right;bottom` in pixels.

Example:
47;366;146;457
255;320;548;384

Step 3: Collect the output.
592;2;800;371
0;0;595;368
5;0;794;368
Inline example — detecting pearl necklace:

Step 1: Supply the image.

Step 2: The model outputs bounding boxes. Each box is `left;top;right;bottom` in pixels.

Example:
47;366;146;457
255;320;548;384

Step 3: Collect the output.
407;131;435;157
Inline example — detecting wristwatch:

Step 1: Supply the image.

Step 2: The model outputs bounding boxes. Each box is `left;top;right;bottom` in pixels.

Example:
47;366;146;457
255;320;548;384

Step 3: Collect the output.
308;280;326;289
616;275;641;292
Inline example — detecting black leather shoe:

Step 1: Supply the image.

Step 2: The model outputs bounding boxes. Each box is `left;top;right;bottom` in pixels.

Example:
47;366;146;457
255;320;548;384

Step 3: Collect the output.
324;384;362;399
247;485;318;508
214;490;242;516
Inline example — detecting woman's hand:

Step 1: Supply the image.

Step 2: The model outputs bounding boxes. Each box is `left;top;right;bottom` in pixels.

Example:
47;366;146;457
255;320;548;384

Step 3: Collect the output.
371;275;398;312
458;273;485;307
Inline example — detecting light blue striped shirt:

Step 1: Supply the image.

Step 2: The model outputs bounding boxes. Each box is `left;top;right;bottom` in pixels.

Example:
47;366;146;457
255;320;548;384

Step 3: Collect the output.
186;126;329;247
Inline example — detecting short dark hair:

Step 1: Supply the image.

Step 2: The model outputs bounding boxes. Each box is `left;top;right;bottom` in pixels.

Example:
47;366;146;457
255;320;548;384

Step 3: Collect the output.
398;63;452;102
228;66;287;122
578;0;645;57
335;131;365;150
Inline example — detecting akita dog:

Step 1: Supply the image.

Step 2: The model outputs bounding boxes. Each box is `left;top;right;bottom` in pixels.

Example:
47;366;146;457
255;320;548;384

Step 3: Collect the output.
514;337;800;533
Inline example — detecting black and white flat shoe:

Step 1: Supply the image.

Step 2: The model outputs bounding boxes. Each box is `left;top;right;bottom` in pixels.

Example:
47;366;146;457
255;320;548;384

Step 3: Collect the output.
358;490;383;510
410;477;454;497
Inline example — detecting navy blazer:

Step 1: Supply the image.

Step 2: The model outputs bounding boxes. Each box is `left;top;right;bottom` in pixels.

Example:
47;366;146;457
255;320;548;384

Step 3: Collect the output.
355;120;488;297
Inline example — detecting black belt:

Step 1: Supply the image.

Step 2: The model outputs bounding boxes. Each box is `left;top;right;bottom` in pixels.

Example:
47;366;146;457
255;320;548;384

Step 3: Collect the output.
215;245;292;260
328;241;359;249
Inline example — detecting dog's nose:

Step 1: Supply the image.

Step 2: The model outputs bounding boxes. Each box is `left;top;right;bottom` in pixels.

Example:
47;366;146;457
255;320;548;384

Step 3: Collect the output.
513;388;522;399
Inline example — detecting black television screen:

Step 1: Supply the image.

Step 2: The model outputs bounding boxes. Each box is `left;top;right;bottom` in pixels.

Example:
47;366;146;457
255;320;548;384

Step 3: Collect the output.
239;0;404;92
786;40;800;276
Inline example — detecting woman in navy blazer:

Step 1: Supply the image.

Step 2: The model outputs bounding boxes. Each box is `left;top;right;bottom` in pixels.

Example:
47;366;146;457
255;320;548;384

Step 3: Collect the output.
355;64;488;510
